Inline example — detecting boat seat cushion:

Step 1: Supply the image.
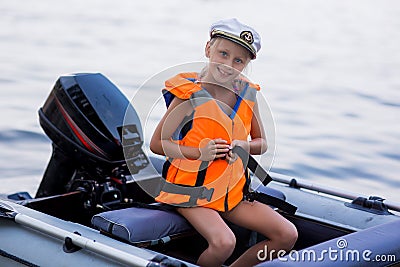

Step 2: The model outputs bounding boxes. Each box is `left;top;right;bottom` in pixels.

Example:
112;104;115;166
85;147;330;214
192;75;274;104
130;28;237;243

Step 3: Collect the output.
91;205;193;246
91;187;286;246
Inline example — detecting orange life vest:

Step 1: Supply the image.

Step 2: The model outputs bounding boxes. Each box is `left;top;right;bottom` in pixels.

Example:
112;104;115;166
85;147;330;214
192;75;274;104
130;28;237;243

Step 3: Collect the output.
155;72;260;212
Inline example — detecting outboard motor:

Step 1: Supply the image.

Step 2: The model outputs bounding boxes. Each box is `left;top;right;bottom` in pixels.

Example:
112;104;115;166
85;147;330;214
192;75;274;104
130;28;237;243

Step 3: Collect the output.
36;73;149;209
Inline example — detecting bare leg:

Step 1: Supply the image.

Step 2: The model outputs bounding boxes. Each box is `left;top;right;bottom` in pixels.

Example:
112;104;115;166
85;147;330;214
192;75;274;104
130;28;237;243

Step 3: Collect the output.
221;201;298;267
177;206;236;267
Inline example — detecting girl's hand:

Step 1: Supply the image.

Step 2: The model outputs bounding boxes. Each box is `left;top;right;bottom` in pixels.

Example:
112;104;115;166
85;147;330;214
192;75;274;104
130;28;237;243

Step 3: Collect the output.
198;138;230;161
230;140;250;152
226;140;250;164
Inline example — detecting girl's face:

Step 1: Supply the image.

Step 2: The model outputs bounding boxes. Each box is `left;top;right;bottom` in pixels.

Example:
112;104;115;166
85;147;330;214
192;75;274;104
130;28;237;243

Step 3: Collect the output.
205;38;251;84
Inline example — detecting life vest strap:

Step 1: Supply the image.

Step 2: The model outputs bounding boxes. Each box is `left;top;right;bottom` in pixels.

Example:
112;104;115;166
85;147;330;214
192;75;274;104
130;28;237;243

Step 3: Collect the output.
231;146;272;186
159;179;214;207
245;191;297;215
232;146;297;214
160;159;214;207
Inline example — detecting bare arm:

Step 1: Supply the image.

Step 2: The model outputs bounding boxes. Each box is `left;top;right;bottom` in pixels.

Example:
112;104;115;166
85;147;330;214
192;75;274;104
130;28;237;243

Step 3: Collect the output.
249;100;267;154
150;97;198;159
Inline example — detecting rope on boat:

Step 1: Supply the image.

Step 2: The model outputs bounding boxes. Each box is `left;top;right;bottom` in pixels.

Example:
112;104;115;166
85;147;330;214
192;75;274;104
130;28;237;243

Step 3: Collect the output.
0;248;40;267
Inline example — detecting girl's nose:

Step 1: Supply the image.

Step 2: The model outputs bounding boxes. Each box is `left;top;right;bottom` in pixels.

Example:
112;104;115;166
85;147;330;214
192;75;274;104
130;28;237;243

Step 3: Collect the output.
225;59;234;68
220;59;234;69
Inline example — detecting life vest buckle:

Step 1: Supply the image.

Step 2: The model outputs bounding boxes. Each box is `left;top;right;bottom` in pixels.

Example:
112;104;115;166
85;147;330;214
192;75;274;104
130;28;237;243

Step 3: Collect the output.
200;187;214;202
244;191;256;202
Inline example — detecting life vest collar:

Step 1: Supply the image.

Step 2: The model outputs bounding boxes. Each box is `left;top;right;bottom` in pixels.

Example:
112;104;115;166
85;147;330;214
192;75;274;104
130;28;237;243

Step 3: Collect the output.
163;72;261;105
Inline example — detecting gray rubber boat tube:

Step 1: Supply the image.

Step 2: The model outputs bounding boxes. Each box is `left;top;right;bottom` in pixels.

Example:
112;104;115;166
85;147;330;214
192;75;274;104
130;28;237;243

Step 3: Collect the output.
0;202;150;267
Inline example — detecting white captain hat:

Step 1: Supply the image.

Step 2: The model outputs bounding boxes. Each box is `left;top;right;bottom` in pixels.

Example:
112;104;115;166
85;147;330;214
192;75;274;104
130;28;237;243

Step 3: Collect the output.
210;18;261;59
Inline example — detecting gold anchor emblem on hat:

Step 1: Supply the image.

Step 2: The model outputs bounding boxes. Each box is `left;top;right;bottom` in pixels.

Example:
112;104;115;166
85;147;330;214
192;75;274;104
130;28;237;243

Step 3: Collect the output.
240;31;254;45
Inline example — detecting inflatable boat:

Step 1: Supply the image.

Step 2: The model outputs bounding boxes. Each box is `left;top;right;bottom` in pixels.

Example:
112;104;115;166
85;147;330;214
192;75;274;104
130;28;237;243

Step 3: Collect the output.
1;73;399;267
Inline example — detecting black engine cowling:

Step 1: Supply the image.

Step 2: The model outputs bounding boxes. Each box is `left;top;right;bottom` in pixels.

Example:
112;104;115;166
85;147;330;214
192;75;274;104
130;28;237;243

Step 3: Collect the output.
36;73;149;204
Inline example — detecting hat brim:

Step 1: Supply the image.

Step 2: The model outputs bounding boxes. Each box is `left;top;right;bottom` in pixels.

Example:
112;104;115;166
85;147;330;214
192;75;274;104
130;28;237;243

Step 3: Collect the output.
211;30;256;59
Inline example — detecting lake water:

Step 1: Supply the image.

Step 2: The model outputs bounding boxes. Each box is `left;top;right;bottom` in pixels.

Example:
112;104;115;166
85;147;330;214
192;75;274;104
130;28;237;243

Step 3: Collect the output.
1;0;399;203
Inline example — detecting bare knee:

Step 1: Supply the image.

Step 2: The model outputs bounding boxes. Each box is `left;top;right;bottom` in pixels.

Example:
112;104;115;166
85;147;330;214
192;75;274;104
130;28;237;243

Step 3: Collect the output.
284;223;298;249
276;221;298;250
208;229;236;259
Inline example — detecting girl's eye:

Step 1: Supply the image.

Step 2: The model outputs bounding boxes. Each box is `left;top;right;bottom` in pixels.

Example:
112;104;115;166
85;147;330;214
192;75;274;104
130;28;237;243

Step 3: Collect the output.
220;51;228;57
235;58;243;64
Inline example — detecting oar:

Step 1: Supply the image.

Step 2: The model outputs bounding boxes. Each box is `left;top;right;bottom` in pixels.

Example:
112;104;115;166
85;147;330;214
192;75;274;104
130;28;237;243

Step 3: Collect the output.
0;201;184;267
269;172;400;213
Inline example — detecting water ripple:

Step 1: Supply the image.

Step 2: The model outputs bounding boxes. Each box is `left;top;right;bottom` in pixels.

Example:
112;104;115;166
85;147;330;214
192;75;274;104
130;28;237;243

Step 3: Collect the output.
0;129;48;143
354;92;400;108
380;152;400;161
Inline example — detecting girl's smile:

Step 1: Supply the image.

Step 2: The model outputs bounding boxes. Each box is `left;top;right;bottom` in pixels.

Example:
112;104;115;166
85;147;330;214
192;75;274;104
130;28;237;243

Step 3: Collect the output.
204;38;251;85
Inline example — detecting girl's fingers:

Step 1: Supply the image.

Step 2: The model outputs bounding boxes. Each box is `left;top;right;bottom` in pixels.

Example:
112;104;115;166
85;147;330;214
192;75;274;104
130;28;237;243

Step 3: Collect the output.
213;138;228;144
215;145;230;151
215;153;227;158
201;139;231;161
225;150;238;164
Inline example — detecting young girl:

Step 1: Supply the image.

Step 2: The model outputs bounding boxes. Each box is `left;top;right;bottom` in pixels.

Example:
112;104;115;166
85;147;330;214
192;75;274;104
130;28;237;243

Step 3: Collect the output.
150;18;297;267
